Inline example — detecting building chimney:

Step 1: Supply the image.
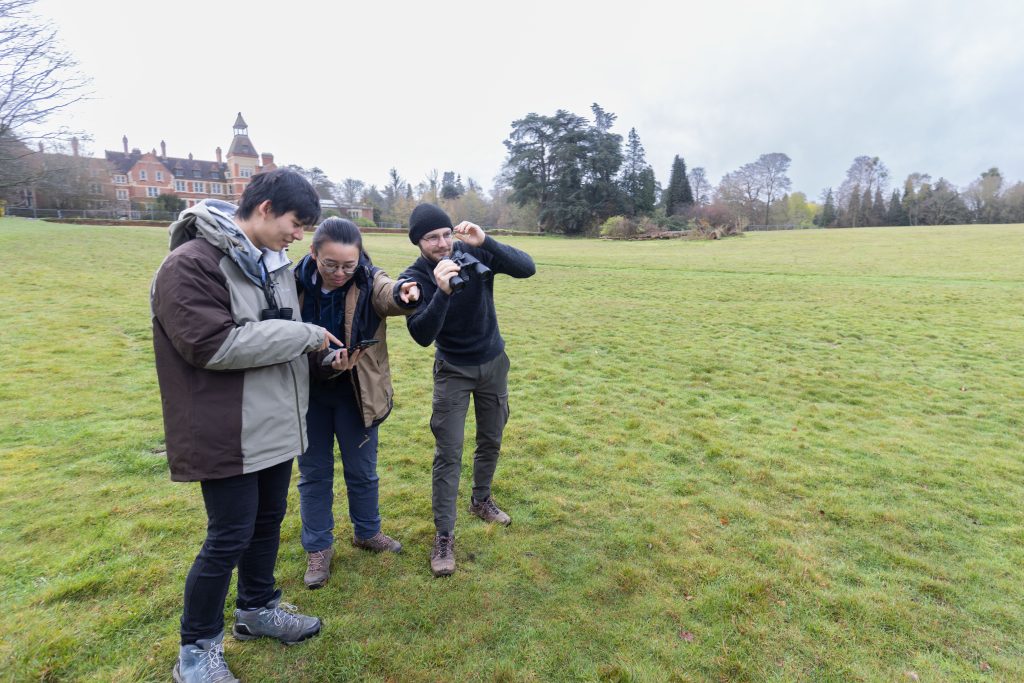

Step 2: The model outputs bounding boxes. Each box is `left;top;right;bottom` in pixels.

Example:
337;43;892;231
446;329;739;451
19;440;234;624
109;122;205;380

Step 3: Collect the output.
216;146;222;163
161;140;166;157
123;135;128;154
261;152;274;166
38;142;44;153
188;152;193;160
71;137;79;156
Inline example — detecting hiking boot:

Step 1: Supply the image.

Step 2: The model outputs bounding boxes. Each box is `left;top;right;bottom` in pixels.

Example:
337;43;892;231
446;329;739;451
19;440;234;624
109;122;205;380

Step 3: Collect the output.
430;533;456;577
232;595;321;645
304;547;334;589
173;632;239;683
469;495;512;526
353;531;403;553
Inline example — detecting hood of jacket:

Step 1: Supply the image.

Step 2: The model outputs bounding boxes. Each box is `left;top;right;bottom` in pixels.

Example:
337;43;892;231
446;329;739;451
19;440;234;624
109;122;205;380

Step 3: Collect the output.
168;199;290;287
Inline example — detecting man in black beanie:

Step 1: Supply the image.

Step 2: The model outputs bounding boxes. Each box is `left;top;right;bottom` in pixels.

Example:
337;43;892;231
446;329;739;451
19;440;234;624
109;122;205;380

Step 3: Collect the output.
400;203;536;577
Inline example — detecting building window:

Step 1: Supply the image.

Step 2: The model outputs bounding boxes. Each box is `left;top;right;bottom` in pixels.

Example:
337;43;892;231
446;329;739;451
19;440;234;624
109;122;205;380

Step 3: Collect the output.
240;168;253;178
192;169;201;178
139;170;147;181
146;187;160;198
114;175;127;184
174;180;186;192
174;169;183;177
210;183;222;195
156;171;164;181
193;182;205;193
90;183;101;194
116;189;128;200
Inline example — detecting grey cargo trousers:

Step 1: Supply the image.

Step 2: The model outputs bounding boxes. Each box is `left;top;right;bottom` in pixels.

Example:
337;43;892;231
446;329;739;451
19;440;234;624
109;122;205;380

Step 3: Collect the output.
430;351;511;534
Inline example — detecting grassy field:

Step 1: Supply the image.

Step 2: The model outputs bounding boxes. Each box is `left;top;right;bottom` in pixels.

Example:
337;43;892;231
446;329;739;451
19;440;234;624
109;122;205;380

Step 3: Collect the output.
1;218;1022;682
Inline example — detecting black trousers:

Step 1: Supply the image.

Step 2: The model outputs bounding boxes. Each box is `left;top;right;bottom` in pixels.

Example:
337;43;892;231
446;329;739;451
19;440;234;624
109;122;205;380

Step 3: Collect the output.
180;459;292;645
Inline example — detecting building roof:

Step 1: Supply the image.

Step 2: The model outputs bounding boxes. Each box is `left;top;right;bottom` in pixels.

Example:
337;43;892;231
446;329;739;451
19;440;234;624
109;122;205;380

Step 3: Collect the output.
105;150;228;179
227;134;258;158
105;150;142;174
233;112;247;129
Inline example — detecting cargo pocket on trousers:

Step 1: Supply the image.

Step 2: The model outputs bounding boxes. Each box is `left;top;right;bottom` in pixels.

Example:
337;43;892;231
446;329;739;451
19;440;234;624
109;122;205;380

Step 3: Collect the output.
498;391;510;427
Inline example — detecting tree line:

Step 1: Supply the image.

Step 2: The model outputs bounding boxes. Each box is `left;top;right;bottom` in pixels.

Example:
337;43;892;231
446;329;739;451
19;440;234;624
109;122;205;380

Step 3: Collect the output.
3;0;1022;233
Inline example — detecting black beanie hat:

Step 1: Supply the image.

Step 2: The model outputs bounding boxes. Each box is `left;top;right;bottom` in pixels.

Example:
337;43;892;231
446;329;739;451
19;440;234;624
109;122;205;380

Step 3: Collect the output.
408;203;453;244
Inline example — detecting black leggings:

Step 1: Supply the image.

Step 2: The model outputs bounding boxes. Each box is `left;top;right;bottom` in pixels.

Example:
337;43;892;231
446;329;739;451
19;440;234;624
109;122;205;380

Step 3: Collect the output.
180;459;292;645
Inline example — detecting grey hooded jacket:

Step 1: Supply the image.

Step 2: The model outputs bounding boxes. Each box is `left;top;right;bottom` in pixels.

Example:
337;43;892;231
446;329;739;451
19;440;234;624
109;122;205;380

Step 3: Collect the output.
151;200;325;481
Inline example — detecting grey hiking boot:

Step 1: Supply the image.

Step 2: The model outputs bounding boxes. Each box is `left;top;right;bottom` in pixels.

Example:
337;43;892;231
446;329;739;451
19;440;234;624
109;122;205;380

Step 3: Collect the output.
172;632;239;683
232;595;321;645
304;547;334;589
469;495;512;526
352;531;403;554
430;533;456;577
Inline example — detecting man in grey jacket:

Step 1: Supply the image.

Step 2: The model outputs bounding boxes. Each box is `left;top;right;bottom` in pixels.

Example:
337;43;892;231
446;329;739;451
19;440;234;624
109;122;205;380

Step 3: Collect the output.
152;169;339;683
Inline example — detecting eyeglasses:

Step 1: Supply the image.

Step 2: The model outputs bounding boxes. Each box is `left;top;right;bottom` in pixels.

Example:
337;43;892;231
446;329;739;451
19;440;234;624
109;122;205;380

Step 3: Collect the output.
317;257;358;275
422;230;453;245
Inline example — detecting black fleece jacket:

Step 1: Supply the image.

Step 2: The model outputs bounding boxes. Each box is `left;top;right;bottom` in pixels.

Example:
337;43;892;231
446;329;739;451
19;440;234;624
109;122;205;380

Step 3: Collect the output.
399;236;535;365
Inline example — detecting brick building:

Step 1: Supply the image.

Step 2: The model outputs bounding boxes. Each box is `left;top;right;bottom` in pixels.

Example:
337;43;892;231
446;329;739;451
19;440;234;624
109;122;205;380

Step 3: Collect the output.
104;112;276;210
13;113;375;222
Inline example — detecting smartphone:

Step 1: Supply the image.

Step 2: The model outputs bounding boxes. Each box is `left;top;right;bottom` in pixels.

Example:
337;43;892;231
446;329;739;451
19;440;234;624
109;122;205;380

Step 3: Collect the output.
350;339;380;351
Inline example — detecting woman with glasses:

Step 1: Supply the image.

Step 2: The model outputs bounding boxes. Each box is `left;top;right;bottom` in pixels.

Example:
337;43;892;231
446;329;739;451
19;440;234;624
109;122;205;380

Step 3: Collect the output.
293;217;421;589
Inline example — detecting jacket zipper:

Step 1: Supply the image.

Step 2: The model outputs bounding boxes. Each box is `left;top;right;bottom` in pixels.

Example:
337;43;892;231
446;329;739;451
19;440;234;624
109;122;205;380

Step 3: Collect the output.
289;360;305;452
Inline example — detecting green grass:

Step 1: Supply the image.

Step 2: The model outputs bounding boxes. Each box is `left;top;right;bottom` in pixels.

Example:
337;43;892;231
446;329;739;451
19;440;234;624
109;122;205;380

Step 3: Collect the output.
1;218;1022;682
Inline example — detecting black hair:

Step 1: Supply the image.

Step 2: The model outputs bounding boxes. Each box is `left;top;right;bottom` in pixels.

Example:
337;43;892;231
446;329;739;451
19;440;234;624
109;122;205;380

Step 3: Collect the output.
312;217;371;262
236;168;321;226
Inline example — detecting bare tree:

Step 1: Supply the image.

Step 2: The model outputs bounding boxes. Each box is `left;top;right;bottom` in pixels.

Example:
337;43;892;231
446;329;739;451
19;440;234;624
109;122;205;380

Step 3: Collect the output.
750;153;792;226
687;166;710;206
0;0;90;192
422;168;439;203
964;167;1004;223
337;178;364;205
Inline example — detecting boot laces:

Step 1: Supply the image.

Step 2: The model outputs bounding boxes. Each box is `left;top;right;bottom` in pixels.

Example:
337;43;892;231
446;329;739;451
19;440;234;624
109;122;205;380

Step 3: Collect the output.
308;550;329;572
197;641;230;678
268;602;303;629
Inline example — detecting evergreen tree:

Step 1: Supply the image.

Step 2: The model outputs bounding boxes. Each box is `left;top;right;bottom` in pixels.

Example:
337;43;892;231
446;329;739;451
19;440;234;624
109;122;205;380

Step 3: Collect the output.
637;167;657;216
619;127;656;216
872;187;887;226
665;155;694;216
503;105;628;234
846;184;861;227
583;103;625;222
817;188;837;227
886;189;906;225
441;171;463;199
861;187;873;226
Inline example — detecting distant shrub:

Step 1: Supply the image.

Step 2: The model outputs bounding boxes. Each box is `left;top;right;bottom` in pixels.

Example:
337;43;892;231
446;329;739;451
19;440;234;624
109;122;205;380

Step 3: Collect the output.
354;216;376;228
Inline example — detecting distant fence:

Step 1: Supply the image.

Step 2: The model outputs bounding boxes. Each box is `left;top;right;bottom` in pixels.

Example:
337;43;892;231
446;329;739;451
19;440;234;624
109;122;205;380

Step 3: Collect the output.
745;223;814;232
6;207;180;222
5;208;543;236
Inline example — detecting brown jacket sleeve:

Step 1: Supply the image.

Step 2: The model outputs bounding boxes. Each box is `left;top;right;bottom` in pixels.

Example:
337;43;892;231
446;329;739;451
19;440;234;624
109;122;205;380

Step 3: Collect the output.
370;269;420;318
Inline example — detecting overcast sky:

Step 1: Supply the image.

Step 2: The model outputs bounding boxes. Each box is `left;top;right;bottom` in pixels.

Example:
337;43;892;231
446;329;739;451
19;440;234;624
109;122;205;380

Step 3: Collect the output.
37;0;1024;199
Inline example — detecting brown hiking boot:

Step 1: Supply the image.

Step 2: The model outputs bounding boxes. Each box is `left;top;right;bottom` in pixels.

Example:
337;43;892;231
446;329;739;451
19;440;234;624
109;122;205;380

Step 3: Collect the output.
469;496;512;526
303;548;334;589
430;533;455;577
352;531;402;554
